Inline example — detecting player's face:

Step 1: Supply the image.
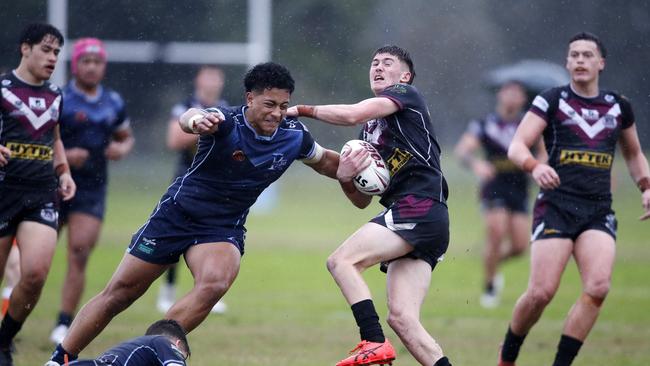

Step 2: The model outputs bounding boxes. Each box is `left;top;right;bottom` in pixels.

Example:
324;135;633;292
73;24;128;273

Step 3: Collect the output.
496;83;527;117
21;35;61;82
566;40;605;84
245;87;291;136
369;53;411;95
75;53;106;88
195;68;225;103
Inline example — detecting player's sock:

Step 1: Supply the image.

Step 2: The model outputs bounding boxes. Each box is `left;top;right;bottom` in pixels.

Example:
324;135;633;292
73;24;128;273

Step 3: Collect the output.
485;281;495;294
351;299;385;343
552;334;582;366
166;265;177;285
501;326;526;362
433;356;451;366
0;312;22;350
51;343;78;364
57;311;73;327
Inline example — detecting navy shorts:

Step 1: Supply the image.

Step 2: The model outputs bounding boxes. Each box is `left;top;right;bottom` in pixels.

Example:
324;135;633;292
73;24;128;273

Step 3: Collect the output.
0;185;58;237
127;196;246;265
372;195;450;272
60;186;107;222
531;192;617;242
480;180;529;213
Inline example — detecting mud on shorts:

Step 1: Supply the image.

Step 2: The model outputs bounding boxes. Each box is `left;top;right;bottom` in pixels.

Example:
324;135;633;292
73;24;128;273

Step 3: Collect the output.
531;192;617;242
127;196;245;265
372;195;450;272
0;186;58;237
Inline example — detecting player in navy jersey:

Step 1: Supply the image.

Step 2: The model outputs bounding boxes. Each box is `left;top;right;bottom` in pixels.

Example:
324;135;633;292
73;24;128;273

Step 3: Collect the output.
48;62;341;365
498;33;650;366
49;38;135;345
157;65;228;315
454;82;532;308
291;45;452;366
46;319;190;366
0;23;75;365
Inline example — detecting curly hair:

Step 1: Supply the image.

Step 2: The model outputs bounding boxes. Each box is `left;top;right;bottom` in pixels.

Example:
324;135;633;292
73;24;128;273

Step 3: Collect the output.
244;62;295;94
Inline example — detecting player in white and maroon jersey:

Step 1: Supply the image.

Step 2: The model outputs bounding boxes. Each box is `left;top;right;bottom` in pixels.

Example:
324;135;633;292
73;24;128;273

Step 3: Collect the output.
0;23;75;365
498;33;650;366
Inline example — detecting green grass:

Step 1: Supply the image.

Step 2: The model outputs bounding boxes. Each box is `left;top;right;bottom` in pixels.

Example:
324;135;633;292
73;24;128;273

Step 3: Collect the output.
14;160;650;365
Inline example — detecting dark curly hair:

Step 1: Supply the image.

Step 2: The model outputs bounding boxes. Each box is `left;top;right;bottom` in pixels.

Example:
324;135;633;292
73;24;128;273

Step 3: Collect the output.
244;62;295;94
145;319;190;358
18;23;64;55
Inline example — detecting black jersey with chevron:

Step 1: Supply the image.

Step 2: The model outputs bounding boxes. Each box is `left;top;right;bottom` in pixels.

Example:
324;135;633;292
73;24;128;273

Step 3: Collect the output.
530;85;634;201
360;83;448;206
0;72;62;189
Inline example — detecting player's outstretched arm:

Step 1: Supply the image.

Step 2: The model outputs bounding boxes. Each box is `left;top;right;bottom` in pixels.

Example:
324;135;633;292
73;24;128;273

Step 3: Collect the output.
454;132;495;182
167;116;198;150
618;124;650;220
304;148;339;179
53;125;76;201
179;108;223;135
508;111;560;190
289;97;399;126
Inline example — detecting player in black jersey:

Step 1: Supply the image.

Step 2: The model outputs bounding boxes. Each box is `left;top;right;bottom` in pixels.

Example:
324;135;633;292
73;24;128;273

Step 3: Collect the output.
454;82;532;308
291;45;452;366
0;23;75;366
498;33;650;366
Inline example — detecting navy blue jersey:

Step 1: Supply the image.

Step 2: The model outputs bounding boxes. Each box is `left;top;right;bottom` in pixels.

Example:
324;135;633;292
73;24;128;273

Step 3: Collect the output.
0;71;62;189
361;83;448;206
466;113;528;188
530;85;634;201
70;335;186;366
59;81;129;189
170;95;229;177
167;105;319;229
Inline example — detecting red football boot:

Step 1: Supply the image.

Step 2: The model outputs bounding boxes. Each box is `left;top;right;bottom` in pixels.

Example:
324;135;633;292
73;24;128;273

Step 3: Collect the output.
336;339;396;366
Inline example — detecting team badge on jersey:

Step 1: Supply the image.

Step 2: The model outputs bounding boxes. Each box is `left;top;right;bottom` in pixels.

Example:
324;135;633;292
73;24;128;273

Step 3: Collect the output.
270;153;288;170
29;97;47;111
232;150;246;162
40;207;58;223
386;148;412;176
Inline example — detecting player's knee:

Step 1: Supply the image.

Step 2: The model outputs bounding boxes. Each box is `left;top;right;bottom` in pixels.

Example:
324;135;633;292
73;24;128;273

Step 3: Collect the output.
326;254;339;274
583;280;610;305
581;292;606;308
196;278;230;303
527;286;555;308
387;308;417;335
19;267;49;290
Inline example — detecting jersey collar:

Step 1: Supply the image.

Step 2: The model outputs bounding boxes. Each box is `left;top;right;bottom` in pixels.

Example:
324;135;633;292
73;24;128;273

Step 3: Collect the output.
68;80;104;103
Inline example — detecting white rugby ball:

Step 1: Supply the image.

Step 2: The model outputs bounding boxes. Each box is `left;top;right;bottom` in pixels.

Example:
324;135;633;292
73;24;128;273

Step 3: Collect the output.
341;139;391;195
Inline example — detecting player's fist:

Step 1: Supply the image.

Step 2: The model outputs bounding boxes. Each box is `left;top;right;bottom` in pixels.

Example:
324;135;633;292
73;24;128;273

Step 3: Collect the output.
58;172;76;201
187;110;224;135
337;147;371;183
532;163;561;190
0;144;11;167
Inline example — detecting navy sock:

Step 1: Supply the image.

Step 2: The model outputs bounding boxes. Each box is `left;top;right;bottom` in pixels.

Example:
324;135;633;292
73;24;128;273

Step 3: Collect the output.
501;326;526;362
0;312;22;349
166;265;177;285
552;334;583;366
57;311;73;327
434;356;452;366
51;343;78;364
351;299;385;343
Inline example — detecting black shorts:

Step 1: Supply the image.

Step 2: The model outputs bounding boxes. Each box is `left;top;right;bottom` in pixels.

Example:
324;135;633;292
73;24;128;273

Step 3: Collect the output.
371;195;449;272
60;186;107;222
531;192;617;241
480;179;528;213
0;185;58;237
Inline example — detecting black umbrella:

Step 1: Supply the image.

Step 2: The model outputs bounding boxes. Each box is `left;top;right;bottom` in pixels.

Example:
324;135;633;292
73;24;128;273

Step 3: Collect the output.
485;59;570;94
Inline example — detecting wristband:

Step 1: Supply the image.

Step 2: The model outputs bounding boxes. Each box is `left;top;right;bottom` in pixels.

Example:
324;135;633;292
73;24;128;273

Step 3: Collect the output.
637;176;650;193
187;114;203;134
522;157;539;173
55;162;70;177
297;105;317;118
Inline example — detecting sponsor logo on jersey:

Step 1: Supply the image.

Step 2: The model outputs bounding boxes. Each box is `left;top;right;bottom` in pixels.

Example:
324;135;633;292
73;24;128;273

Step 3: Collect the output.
390;84;408;94
6;142;53;161
136;237;157;255
40;208;58;223
1;80;11;87
232;150;246;162
543;228;561;235
0;221;8;231
559;149;612;169
386;148;412;176
604;94;615;103
581;108;599;120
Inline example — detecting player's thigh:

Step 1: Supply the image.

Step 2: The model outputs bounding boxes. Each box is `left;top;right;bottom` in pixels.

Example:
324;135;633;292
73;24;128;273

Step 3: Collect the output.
386;258;432;314
509;212;530;251
483;207;508;241
528;238;573;293
332;223;413;269
573;230;615;293
15;221;57;275
67;212;103;251
104;253;169;296
0;235;14;277
184;242;242;286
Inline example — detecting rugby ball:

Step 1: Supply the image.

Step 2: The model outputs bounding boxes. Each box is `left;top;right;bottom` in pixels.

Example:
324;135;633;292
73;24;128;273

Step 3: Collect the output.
341;140;391;195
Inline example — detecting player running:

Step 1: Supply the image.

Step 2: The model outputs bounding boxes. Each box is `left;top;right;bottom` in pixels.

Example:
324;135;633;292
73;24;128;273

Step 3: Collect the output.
49;37;135;344
290;45;452;366
47;62;341;365
498;32;650;366
0;23;75;366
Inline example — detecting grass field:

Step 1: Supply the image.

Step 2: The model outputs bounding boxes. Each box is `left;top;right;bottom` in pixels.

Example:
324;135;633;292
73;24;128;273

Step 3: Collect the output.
13;157;650;365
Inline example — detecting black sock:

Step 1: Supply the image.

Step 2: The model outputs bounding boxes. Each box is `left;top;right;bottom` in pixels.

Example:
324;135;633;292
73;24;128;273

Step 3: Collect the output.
552;334;583;366
51;343;78;364
57;311;73;327
166;265;177;285
501;326;526;362
0;313;22;349
485;282;495;294
433;356;451;366
351;299;385;343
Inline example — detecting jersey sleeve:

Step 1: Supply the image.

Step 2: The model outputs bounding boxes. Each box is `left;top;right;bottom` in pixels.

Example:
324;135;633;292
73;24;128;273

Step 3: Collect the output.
109;91;130;131
466;119;482;138
618;95;635;129
529;88;559;123
152;337;186;365
377;83;420;110
294;119;318;160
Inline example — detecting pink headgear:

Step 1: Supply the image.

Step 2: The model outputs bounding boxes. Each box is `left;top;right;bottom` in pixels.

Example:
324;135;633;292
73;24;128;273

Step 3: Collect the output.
71;38;107;74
